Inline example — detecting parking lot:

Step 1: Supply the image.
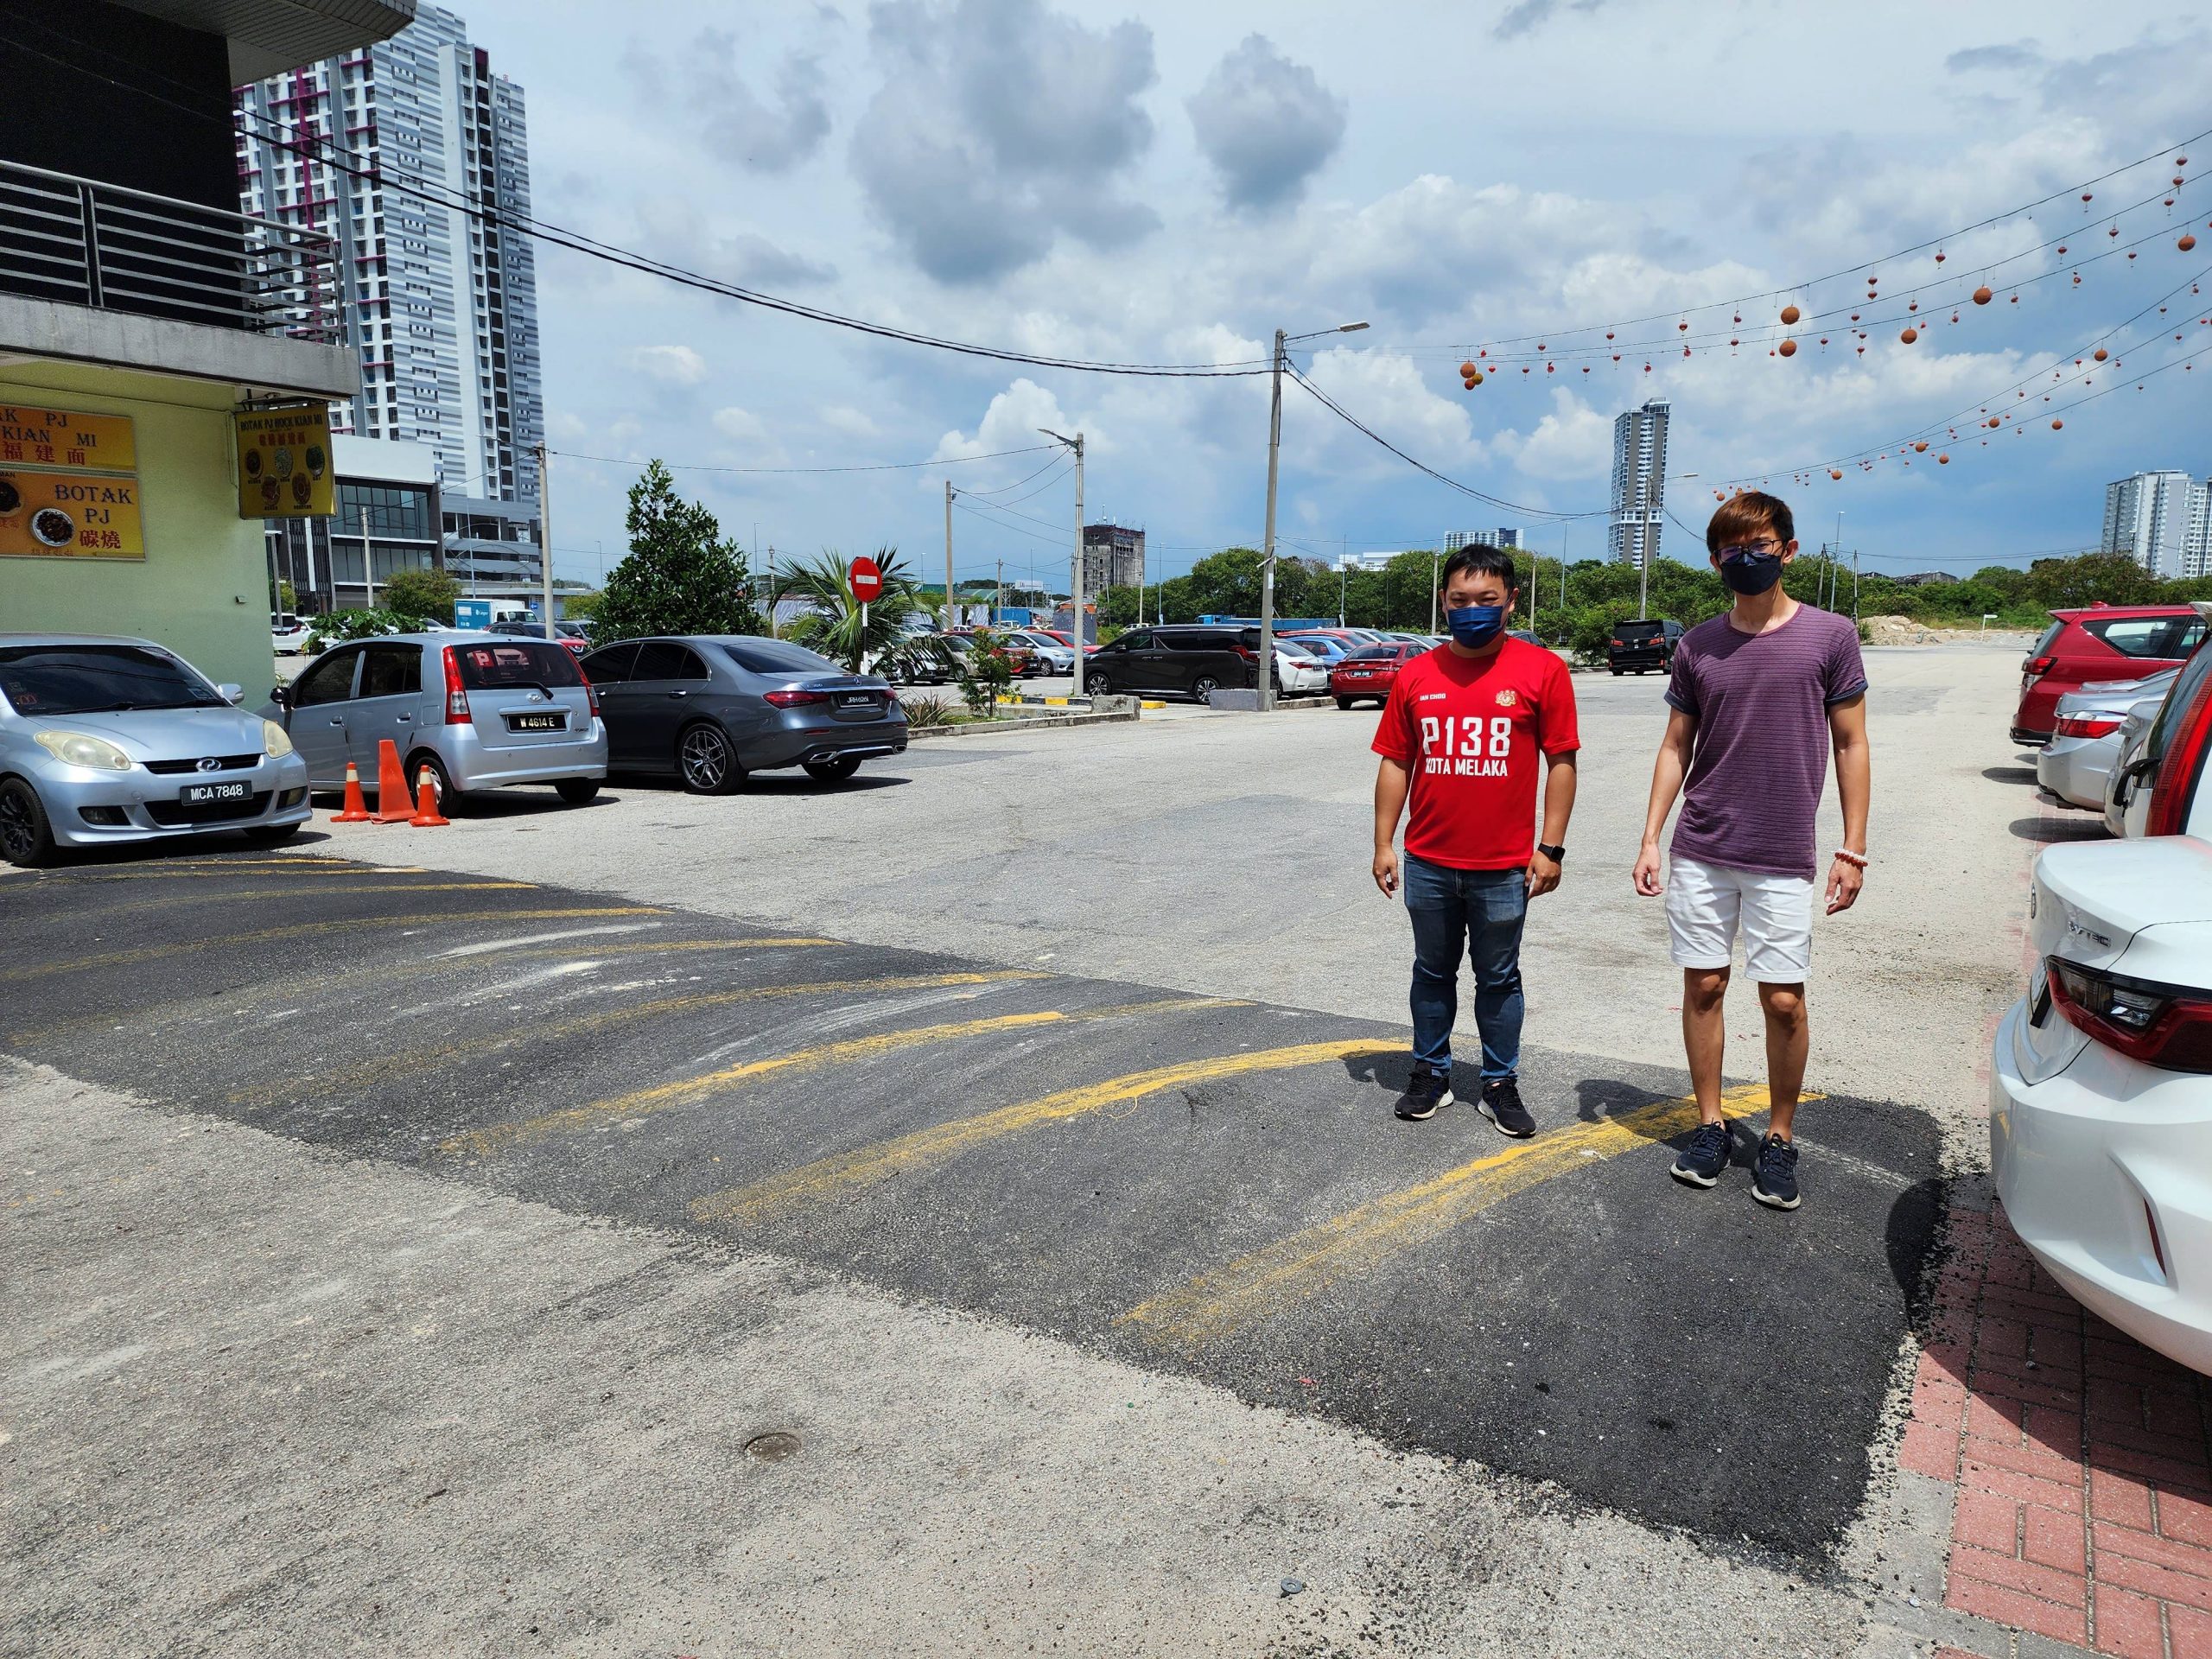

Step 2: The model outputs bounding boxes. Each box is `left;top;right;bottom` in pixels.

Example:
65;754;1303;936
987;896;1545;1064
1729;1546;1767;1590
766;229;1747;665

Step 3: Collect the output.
10;640;2189;1657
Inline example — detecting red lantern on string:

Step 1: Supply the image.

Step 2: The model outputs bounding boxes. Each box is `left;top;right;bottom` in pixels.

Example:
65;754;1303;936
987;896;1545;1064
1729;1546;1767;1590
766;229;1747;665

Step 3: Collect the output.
1973;286;1993;303
2183;234;2200;251
1987;416;2000;427
1936;250;1946;264
2057;245;2067;254
2051;419;2063;429
2073;274;2082;285
1937;454;1949;464
1605;331;1614;340
1913;441;1929;452
1908;301;1918;312
1459;359;1478;378
1778;338;1798;357
1829;469;1843;480
1469;370;1484;386
1677;321;1688;333
1820;337;1829;345
2082;193;2093;203
2093;347;2108;361
1681;346;1691;358
1546;361;1555;372
1536;343;1545;351
1780;304;1801;325
1899;327;1918;343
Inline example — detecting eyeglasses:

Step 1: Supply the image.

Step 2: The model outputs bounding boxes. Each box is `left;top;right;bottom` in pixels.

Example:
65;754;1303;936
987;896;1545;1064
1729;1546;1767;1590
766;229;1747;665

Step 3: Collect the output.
1717;538;1784;560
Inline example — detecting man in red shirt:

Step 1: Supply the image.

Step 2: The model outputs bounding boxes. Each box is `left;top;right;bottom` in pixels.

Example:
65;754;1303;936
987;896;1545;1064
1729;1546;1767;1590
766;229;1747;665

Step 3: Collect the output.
1370;545;1580;1133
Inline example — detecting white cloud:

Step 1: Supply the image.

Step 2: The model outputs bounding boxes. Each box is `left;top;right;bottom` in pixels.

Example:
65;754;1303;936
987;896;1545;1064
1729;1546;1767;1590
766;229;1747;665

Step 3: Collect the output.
931;378;1089;462
628;345;708;386
1496;391;1612;480
819;404;881;440
1186;35;1345;213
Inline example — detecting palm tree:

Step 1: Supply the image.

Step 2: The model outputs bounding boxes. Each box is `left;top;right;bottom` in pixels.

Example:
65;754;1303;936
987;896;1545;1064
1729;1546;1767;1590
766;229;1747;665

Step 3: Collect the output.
781;547;919;671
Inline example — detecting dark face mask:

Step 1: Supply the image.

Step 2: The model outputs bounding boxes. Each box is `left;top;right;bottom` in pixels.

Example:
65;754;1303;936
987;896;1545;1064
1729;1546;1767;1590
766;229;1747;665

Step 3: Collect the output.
1719;550;1785;595
1445;602;1508;649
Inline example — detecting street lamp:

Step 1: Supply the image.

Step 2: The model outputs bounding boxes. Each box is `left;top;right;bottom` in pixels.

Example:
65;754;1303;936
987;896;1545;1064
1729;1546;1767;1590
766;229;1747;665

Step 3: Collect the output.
1261;320;1368;709
1039;427;1085;696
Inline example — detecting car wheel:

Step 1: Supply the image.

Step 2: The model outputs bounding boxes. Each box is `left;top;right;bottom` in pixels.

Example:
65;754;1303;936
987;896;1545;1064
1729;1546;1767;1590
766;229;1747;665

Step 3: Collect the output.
406;750;466;817
1089;671;1112;697
0;777;58;868
1335;696;1353;710
1192;675;1220;705
554;778;601;804
241;823;301;846
803;757;861;784
677;721;743;795
1611;667;1624;677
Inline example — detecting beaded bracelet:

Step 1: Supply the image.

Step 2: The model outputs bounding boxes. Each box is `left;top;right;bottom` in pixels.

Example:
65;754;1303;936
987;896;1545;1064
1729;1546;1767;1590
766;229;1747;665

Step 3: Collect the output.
1832;849;1868;869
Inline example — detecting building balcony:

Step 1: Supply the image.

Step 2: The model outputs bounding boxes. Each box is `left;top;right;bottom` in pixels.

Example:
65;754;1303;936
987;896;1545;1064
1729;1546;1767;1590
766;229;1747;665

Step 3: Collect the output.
0;158;358;401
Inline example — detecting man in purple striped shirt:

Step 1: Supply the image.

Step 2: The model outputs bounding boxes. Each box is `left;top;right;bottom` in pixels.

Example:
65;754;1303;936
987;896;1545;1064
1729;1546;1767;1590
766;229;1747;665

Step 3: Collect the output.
1630;492;1872;1212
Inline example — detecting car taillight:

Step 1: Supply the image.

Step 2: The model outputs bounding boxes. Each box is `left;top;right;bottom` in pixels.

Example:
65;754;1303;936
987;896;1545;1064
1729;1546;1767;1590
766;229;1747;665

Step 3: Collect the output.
575;660;599;718
2053;713;2123;740
764;688;830;708
1611;639;1624;647
2024;654;2056;677
2147;665;2212;836
2046;955;2212;1072
1230;645;1255;661
442;645;470;723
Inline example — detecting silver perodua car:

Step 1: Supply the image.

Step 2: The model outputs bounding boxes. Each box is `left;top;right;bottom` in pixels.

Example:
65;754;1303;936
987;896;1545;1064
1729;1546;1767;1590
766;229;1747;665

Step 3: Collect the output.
0;632;313;868
264;632;606;809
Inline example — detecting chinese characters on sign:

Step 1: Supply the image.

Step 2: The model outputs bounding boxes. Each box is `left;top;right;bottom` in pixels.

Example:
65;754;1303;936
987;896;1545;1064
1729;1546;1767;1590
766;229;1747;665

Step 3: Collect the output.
0;405;143;559
233;405;335;519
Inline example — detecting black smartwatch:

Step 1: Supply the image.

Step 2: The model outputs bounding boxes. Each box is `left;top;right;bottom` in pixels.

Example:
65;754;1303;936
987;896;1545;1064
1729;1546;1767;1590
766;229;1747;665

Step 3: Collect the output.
1536;842;1567;862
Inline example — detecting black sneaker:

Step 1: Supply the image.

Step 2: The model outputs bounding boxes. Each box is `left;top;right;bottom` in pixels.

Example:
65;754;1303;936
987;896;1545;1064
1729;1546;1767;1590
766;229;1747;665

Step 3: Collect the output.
1670;1120;1732;1188
1478;1077;1536;1139
1395;1065;1453;1121
1752;1133;1802;1211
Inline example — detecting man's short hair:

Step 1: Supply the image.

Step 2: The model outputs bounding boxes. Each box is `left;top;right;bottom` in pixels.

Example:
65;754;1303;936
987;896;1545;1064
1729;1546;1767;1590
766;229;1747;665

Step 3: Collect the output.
1706;491;1795;554
1439;543;1519;592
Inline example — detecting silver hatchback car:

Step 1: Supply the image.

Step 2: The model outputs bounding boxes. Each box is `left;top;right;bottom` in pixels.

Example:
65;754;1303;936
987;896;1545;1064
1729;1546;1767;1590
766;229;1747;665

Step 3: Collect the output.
267;632;607;809
0;632;312;868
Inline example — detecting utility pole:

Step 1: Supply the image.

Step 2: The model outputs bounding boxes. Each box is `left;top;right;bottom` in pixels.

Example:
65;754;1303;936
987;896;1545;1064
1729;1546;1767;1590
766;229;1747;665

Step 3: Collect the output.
995;558;1003;626
944;480;955;628
1430;550;1440;635
1042;428;1084;696
1259;327;1285;711
534;441;554;637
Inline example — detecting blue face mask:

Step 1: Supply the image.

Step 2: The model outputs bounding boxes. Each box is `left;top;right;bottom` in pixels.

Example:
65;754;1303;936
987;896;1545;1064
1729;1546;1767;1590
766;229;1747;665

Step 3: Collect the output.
1446;603;1508;650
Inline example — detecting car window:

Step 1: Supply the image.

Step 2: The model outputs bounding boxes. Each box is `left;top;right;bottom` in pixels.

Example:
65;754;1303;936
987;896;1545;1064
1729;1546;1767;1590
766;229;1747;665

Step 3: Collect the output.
2084;616;2192;658
1162;632;1230;652
289;647;359;707
1618;621;1665;642
1344;645;1397;661
1108;631;1150;652
581;643;639;683
2144;639;2212;766
717;638;840;676
0;642;228;716
451;640;583;690
358;643;422;699
630;642;708;680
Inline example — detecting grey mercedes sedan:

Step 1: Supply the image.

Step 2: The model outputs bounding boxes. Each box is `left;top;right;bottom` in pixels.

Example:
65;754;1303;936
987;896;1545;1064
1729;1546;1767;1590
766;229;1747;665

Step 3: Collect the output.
581;635;907;794
0;633;312;868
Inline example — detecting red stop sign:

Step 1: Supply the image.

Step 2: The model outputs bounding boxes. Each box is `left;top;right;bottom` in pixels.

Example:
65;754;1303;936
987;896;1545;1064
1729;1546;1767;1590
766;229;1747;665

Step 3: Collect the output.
849;555;883;602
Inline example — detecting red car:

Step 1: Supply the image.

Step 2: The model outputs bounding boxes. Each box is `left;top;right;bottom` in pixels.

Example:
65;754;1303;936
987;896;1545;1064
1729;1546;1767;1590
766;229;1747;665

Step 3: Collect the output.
1330;641;1427;709
2012;606;2207;746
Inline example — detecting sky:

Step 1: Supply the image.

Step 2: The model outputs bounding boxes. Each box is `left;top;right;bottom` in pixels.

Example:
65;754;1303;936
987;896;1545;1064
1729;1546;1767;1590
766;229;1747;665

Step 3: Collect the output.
457;0;2212;591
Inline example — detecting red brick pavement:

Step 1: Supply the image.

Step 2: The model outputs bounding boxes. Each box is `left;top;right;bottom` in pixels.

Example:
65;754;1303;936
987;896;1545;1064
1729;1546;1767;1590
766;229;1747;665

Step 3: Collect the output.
1902;1204;2212;1655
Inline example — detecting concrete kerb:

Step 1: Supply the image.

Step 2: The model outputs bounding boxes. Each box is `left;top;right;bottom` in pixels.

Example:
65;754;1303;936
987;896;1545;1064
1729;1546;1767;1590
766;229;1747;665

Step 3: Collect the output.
905;699;1143;741
1207;690;1334;712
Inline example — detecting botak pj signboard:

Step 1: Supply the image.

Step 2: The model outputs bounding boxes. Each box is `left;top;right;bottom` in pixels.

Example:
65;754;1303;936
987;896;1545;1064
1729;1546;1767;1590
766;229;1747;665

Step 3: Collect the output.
234;405;335;519
0;404;143;559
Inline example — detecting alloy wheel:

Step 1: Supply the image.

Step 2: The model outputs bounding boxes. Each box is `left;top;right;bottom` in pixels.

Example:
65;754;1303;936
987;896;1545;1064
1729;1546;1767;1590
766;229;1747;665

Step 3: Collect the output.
680;725;734;793
1192;676;1219;704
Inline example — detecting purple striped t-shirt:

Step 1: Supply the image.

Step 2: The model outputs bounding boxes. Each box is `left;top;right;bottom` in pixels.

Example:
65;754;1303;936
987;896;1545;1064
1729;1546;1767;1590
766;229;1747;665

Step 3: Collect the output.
1663;606;1867;880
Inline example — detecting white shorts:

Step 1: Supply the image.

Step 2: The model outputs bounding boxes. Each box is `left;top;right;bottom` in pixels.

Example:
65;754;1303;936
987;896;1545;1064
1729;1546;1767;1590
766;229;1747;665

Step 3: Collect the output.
1665;855;1815;983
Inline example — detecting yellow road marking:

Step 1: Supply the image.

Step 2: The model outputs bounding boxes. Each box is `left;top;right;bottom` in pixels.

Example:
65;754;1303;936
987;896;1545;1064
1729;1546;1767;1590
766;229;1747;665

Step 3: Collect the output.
0;908;665;982
237;970;1051;1109
445;995;1242;1159
49;862;423;880
1116;1081;1818;1347
93;880;535;912
6;937;842;1045
690;1035;1391;1227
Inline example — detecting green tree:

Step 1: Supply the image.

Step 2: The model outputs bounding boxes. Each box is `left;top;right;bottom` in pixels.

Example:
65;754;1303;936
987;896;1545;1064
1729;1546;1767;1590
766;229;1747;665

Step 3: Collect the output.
782;546;919;671
2030;551;2163;611
380;564;461;624
594;461;761;643
557;589;607;621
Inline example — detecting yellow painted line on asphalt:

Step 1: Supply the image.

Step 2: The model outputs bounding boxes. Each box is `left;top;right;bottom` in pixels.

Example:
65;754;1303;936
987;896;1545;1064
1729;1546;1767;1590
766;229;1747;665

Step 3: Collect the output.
690;1034;1389;1228
1116;1081;1819;1348
239;969;1050;1109
102;880;536;912
503;938;839;962
449;995;1243;1160
51;862;425;880
0;908;666;982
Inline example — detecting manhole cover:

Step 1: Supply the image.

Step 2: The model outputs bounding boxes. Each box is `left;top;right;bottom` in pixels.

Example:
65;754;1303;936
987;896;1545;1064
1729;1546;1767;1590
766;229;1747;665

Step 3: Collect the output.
745;1431;802;1463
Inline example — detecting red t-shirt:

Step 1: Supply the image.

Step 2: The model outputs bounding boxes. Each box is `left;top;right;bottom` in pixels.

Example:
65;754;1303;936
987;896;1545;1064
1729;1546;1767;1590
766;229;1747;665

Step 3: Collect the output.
1370;640;1580;870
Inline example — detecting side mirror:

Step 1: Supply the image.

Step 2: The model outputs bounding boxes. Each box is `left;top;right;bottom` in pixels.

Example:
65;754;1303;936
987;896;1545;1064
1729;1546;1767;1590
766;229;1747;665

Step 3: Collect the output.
2112;752;2156;808
218;682;245;705
268;684;289;710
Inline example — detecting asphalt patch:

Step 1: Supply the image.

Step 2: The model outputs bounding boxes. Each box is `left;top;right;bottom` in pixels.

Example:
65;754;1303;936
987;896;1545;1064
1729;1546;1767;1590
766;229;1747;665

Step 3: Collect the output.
1;851;1942;1560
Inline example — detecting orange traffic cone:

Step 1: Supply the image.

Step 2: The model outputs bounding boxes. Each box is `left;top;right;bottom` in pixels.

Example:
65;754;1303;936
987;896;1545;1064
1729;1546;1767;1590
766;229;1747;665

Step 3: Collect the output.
334;760;371;823
409;764;449;827
372;738;414;823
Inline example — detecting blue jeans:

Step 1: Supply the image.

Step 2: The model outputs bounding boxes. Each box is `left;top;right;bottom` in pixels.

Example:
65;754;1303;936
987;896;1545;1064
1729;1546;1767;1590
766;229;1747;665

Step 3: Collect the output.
1403;853;1528;1080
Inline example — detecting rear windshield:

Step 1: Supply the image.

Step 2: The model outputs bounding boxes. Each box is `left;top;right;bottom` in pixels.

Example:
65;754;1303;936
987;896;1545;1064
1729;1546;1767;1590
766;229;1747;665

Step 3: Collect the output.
718;638;842;676
451;640;582;690
1618;621;1666;641
0;643;224;715
2082;614;2206;660
1344;645;1400;661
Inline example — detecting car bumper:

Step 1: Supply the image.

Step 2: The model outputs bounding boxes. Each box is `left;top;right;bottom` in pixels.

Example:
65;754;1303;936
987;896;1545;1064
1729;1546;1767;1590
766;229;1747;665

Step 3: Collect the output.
29;753;313;849
744;715;909;772
2036;735;2115;811
447;724;609;791
2012;725;2053;747
1989;995;2212;1375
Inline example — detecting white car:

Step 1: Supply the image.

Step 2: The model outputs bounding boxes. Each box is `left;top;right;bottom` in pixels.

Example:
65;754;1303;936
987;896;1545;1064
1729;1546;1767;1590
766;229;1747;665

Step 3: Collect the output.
1274;642;1332;696
271;613;312;655
1991;636;2212;1375
1004;630;1075;675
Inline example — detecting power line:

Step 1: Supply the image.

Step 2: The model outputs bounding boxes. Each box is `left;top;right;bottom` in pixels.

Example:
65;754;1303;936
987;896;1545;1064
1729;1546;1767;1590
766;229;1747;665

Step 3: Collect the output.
547;442;1052;475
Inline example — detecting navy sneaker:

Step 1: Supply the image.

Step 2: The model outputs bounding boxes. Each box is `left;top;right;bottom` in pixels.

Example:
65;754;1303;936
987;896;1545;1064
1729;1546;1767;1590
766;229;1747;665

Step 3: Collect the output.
1395;1065;1453;1122
1752;1133;1802;1211
1478;1077;1536;1138
1670;1120;1732;1188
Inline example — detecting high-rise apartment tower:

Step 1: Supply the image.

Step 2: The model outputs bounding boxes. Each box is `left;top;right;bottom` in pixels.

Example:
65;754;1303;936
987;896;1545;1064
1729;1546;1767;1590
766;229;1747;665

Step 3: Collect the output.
1609;399;1671;569
2102;471;2202;579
